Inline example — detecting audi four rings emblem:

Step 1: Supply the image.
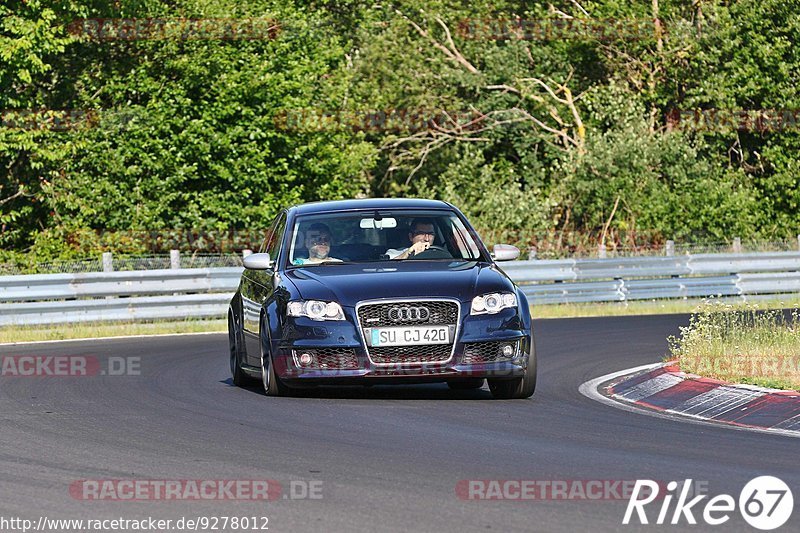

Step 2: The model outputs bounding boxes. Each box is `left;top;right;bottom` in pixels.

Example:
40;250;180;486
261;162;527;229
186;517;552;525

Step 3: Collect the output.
388;306;430;321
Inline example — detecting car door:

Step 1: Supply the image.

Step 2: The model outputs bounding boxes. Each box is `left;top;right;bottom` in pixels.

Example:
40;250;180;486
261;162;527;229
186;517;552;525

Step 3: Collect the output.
241;211;287;366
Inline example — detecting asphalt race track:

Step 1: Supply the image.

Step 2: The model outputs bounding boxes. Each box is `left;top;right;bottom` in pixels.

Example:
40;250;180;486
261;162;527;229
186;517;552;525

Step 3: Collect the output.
1;315;798;532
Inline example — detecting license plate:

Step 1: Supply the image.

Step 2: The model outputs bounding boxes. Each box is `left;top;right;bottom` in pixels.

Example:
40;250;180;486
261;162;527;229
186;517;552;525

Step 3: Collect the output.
368;326;450;347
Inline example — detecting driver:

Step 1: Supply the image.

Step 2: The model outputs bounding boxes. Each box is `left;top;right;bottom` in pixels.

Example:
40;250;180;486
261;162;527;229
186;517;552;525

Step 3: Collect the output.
293;223;343;265
386;218;436;260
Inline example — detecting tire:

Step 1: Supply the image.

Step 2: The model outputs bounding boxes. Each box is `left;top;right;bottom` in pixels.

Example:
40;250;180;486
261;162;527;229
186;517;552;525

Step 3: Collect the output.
487;340;537;400
229;312;256;387
447;378;485;390
260;317;290;397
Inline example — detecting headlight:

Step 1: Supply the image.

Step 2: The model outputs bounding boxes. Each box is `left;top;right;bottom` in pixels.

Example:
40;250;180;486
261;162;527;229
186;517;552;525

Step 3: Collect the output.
471;292;517;315
287;300;345;321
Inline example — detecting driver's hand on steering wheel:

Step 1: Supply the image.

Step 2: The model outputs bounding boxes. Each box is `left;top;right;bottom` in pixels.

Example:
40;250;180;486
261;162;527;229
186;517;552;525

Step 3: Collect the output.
408;241;430;256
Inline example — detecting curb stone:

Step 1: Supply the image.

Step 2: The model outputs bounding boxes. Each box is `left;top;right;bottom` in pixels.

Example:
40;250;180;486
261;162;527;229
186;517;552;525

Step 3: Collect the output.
604;362;800;434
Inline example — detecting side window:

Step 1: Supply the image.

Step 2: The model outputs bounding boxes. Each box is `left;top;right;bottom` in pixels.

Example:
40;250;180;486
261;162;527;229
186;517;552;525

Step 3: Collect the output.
259;212;287;263
449;216;480;259
258;215;278;253
265;212;287;263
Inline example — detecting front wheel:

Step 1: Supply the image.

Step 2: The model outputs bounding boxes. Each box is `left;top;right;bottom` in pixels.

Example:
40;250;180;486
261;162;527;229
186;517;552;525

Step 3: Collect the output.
230;312;256;387
260;318;290;396
487;341;537;400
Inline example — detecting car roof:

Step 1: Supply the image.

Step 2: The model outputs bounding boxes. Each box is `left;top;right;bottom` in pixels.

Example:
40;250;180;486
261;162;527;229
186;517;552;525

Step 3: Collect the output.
288;198;453;216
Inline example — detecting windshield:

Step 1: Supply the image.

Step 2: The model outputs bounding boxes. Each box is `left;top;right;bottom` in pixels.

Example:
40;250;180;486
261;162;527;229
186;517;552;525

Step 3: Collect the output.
286;210;485;266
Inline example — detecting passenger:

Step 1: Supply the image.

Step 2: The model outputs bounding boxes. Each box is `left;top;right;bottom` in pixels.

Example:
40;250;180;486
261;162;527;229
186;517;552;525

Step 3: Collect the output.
386;218;436;260
293;223;343;265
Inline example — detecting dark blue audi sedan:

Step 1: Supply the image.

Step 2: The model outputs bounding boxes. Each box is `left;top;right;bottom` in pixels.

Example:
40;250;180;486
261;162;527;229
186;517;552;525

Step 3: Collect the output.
227;198;536;399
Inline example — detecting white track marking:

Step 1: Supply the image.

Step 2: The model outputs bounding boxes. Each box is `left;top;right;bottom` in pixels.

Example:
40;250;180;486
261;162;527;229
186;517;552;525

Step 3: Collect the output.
773;413;800;431
672;388;765;418
615;373;683;402
579;363;800;439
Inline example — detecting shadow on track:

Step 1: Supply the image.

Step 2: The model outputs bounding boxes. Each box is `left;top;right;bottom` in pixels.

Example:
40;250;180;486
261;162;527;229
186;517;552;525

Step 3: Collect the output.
219;378;502;400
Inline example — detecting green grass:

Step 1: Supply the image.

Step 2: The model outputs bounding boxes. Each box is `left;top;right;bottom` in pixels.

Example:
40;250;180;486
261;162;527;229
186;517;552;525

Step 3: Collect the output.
0;319;226;344
532;295;800;319
667;302;800;391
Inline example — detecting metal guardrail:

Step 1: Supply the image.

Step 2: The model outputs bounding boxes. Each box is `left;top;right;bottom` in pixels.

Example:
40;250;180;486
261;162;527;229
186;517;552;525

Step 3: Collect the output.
0;268;242;301
1;294;232;326
509;252;800;305
0;268;243;326
0;252;799;325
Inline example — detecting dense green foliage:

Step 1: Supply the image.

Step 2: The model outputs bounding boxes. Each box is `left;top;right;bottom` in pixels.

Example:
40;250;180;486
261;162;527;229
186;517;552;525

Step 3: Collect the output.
1;0;798;259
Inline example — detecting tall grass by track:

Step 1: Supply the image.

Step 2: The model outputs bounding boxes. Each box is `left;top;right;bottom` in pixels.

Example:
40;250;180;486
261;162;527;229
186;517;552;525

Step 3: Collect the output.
668;302;800;391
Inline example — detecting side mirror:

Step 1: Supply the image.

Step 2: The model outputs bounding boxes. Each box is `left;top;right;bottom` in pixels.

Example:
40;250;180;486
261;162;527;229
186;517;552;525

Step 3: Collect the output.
492;244;520;262
243;252;273;270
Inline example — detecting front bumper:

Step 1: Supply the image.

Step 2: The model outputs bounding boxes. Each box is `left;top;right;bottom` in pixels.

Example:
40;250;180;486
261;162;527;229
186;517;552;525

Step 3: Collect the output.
273;308;531;384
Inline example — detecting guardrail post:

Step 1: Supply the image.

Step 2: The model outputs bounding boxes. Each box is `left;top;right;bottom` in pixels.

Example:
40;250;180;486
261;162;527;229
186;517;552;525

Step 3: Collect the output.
665;240;675;256
170;249;180;269
733;237;742;253
528;246;537;260
598;244;607;258
102;252;113;272
797;234;800;251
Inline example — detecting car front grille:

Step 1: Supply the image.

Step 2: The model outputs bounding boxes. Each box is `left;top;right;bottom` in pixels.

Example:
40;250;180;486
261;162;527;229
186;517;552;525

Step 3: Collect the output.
293;348;359;370
357;300;458;328
357;300;460;365
461;340;520;364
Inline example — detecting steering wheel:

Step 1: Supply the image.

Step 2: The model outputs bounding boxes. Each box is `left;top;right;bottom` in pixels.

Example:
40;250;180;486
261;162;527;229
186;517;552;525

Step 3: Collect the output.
410;245;452;259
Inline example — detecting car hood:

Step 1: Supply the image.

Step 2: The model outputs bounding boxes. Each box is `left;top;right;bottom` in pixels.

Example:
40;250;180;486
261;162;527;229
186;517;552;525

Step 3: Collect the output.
285;261;514;305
